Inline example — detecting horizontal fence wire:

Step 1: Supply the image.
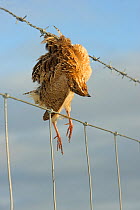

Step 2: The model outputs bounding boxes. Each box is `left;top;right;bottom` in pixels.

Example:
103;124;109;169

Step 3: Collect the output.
0;7;140;85
0;92;140;144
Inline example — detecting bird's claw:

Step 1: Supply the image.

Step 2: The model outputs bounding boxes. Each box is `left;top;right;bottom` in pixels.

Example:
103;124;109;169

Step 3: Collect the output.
65;121;74;142
54;135;64;154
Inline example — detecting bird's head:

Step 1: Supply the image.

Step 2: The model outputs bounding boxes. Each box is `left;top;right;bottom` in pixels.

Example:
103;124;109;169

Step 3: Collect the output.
41;36;58;53
81;83;91;97
69;79;91;97
41;26;63;53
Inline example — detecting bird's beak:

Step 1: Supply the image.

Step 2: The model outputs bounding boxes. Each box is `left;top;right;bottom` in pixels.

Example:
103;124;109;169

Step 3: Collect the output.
87;93;91;97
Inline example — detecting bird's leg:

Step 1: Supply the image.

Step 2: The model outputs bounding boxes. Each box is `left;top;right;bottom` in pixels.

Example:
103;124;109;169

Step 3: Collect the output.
53;122;64;154
65;110;74;142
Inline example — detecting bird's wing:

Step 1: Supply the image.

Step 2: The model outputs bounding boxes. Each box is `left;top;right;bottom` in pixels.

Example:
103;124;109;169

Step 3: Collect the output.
32;52;60;84
31;68;71;121
32;53;50;83
60;43;92;97
71;44;92;82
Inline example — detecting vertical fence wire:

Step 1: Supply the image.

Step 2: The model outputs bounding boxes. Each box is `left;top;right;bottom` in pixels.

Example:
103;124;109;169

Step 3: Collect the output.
114;133;123;210
84;123;94;210
48;111;57;210
3;94;14;210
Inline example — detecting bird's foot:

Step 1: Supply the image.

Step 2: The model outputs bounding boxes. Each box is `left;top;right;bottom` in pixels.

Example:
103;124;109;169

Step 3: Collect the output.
54;135;64;154
53;122;64;154
65;120;74;142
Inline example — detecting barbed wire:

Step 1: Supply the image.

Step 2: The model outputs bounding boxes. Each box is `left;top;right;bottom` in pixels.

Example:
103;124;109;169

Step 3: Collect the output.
0;92;140;144
89;55;140;84
0;7;57;38
0;7;140;85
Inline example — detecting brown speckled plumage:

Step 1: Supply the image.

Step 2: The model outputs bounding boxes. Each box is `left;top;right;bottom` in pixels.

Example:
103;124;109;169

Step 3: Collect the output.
26;32;92;154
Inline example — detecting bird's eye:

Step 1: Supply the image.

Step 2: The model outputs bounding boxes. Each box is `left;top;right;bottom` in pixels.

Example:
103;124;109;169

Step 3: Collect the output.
45;43;48;50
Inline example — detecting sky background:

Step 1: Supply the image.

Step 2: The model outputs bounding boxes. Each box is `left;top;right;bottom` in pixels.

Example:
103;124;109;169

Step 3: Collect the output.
0;0;140;210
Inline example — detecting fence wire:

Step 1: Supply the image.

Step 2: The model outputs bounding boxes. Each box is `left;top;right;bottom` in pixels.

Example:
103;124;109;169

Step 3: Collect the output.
84;123;94;210
0;92;139;144
3;94;14;210
114;133;122;210
0;92;140;210
0;7;140;85
48;111;57;210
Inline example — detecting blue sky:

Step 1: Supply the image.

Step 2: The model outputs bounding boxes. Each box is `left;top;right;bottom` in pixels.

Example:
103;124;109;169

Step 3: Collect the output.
0;0;140;210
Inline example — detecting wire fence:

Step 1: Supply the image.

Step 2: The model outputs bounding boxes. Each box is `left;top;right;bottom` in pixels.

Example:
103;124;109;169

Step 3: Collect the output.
0;92;140;210
0;7;140;210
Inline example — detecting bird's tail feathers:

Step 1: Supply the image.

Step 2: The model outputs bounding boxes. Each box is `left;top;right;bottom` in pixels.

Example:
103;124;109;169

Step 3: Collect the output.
23;90;41;105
